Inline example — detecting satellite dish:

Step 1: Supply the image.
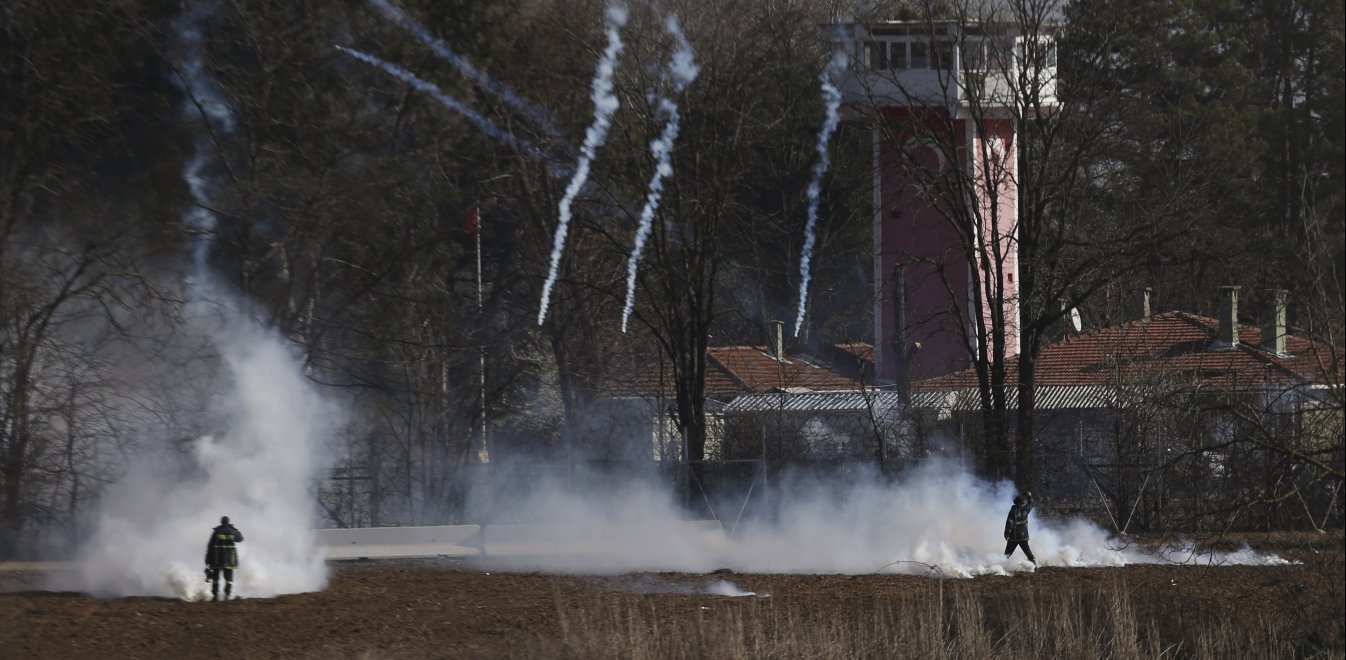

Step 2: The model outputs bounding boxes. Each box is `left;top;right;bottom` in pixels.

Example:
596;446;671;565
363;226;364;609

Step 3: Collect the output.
1069;307;1082;333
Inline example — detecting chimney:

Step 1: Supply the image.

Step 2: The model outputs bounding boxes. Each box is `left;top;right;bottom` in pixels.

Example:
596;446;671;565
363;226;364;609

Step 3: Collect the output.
1260;289;1287;355
768;319;785;359
1217;286;1240;347
1140;287;1152;320
1058;298;1074;339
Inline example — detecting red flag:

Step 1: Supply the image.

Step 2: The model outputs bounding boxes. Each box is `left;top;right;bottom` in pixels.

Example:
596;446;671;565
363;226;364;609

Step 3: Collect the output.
463;207;480;242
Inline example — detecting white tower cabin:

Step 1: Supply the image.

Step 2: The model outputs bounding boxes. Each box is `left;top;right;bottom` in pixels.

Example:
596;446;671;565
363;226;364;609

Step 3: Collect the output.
837;20;1058;384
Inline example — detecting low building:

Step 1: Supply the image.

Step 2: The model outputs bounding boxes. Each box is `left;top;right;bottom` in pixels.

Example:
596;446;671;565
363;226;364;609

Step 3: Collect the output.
596;323;898;463
910;288;1344;520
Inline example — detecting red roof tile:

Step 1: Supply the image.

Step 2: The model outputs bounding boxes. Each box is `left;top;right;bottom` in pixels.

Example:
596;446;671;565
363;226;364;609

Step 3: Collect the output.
606;344;865;399
707;346;863;394
916;312;1344;391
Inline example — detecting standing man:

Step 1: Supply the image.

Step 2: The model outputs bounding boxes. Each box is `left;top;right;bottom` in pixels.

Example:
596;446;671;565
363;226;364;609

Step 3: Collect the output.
1003;492;1036;565
204;515;244;601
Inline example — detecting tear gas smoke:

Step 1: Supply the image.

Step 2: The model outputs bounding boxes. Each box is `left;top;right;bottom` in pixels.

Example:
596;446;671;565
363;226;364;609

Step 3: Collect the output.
615;576;764;597
367;0;562;143
336;45;545;160
792;44;850;338
174;2;235;135
73;308;341;600
68;5;341;600
537;0;629;326
620;14;698;333
706;579;758;597
471;459;1289;577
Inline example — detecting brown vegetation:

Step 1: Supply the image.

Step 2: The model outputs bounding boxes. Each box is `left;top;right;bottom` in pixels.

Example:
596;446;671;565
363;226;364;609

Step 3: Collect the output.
2;533;1341;659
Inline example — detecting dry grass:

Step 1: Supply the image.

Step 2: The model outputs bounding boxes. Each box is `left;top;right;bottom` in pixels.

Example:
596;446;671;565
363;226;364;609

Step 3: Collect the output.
521;578;1331;660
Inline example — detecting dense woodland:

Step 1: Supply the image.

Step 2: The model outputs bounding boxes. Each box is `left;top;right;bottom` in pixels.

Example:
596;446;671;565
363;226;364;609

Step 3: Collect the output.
1;0;1342;555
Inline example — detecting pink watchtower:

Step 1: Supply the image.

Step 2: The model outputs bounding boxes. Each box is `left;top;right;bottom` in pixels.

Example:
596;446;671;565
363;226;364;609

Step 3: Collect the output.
838;20;1058;383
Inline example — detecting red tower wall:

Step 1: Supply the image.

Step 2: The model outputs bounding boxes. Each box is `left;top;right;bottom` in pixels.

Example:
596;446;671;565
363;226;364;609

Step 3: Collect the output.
875;108;1020;382
970;117;1020;365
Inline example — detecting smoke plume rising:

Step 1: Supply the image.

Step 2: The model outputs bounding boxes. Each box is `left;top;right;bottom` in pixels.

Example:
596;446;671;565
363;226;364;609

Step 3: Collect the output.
171;0;234;280
70;295;341;600
66;4;341;601
620;14;698;332
537;0;629;326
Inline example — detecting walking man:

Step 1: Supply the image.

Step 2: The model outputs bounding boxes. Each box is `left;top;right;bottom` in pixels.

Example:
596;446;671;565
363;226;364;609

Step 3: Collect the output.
204;515;244;601
1003;491;1036;565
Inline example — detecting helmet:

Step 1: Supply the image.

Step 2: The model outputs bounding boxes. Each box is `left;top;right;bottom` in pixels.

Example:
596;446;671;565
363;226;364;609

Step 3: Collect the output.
221;515;230;525
1013;495;1025;506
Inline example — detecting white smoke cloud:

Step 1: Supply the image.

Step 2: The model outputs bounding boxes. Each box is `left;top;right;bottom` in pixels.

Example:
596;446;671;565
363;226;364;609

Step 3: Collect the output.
471;459;1289;577
73;304;341;601
537;0;629;326
608;575;765;597
620;14;698;333
64;3;340;601
706;579;758;597
792;43;850;338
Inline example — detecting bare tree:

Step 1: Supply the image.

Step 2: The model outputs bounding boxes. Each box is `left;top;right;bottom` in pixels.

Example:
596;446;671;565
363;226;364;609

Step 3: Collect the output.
607;0;846;498
0;1;183;556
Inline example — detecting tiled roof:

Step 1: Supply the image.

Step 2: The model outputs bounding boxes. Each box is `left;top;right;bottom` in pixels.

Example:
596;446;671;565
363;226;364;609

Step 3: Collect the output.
915;312;1344;392
607;344;866;399
707;346;865;394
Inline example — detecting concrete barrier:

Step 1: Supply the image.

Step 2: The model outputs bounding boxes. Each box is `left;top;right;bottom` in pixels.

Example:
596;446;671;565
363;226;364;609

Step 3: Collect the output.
479;520;724;556
314;520;726;560
314;525;482;560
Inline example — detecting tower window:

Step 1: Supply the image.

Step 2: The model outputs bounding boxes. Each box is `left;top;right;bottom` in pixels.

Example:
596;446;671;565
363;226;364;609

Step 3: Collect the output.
865;41;889;69
963;41;985;70
910;42;929;69
890;42;908;69
934;41;954;70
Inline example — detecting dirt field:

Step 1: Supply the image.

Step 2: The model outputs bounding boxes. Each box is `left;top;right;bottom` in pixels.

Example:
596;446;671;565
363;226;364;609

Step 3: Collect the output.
3;533;1342;659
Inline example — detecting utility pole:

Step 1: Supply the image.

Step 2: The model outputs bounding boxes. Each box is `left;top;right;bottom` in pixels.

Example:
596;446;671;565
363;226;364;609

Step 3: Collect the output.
892;263;910;402
472;207;489;463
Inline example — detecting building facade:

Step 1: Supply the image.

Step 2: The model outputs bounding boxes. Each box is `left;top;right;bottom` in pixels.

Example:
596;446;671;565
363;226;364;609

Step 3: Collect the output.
838;20;1059;381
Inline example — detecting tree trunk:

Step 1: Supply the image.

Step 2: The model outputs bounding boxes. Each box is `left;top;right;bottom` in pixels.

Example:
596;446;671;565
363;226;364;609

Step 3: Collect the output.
1015;350;1037;490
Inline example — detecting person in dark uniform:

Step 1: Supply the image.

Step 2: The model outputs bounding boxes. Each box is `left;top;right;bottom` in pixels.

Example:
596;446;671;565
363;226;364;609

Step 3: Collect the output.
204;516;244;601
1003;492;1036;565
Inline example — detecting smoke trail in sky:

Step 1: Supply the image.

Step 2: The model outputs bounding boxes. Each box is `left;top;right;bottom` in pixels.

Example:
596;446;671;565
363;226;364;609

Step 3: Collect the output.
172;0;235;285
620;15;698;333
337;45;545;160
792;45;850;338
367;0;562;143
537;1;629;326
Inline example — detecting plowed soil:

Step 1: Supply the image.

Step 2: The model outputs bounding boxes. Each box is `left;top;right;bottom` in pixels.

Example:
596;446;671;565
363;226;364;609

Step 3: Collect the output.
3;533;1342;659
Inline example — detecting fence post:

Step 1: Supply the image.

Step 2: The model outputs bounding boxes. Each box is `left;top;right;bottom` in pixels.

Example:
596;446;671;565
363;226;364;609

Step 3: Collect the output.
761;426;770;521
682;426;690;510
